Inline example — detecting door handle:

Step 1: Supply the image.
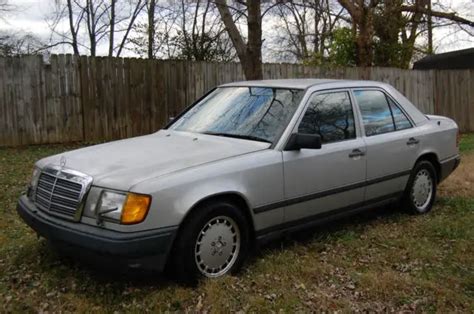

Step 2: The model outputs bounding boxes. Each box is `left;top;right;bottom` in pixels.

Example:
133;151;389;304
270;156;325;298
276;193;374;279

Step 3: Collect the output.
406;137;420;145
349;149;365;158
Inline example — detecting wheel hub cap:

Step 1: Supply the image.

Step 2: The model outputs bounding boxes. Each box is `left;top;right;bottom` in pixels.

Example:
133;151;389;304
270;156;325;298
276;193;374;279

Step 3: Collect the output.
195;216;240;277
411;169;433;211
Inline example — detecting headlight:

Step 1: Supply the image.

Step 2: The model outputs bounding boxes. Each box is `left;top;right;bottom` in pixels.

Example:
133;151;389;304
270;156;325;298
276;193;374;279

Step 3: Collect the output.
27;167;41;199
97;190;151;225
30;167;41;188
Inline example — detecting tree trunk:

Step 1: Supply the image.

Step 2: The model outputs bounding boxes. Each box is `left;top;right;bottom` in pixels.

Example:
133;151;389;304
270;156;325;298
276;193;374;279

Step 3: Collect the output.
86;0;97;56
108;0;116;56
216;0;263;80
427;0;433;54
338;0;375;67
246;0;263;79
147;0;156;59
355;8;374;66
66;0;79;55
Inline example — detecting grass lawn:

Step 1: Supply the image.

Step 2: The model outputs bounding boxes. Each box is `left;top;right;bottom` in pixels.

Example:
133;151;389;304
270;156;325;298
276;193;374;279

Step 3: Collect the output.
0;135;473;312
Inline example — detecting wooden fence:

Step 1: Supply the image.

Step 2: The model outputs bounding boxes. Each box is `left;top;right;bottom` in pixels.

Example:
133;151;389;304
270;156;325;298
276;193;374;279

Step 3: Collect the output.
0;54;472;146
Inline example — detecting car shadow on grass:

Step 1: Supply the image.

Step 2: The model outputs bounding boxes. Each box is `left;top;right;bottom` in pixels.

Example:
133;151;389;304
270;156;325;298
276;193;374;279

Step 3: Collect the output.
52;250;175;287
22;202;406;290
250;203;405;261
16;239;176;289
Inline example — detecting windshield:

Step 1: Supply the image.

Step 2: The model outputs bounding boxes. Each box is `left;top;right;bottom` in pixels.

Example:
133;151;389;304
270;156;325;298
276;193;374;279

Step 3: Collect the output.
170;87;304;143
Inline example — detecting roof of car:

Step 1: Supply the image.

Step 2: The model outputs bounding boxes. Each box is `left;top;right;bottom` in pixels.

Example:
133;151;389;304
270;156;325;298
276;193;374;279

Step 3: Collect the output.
219;78;428;126
220;79;335;89
219;78;377;89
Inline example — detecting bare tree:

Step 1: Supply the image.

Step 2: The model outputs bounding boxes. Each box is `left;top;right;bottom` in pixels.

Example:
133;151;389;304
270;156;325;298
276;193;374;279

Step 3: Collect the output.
50;0;145;56
272;0;345;63
49;0;111;56
129;3;180;59
0;1;51;56
0;32;46;56
177;0;235;61
129;1;234;61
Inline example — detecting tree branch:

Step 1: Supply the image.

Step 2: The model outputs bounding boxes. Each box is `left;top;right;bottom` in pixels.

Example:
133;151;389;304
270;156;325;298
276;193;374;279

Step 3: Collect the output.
401;5;474;27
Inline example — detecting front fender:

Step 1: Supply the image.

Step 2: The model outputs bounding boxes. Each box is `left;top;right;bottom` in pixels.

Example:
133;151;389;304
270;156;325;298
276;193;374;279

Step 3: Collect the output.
131;150;285;232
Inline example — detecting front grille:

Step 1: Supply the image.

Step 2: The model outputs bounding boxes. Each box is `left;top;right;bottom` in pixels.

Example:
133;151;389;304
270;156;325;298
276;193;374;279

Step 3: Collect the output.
34;166;92;220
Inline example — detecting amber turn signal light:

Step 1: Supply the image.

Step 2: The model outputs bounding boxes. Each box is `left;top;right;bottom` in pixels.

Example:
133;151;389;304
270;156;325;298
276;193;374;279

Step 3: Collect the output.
121;193;151;224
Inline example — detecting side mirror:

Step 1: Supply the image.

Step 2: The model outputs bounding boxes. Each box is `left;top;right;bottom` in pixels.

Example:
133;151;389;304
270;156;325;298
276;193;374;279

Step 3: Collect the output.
285;133;322;151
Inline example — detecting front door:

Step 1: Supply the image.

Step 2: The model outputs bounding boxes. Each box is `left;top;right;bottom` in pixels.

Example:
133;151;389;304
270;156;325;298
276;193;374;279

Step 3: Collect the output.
282;90;367;223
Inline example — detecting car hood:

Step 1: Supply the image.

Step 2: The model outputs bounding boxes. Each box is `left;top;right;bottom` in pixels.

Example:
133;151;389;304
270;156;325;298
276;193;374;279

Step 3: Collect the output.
37;130;270;191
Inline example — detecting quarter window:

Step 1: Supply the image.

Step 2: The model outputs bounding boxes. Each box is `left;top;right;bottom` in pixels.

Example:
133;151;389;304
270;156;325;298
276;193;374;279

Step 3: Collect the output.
354;90;395;136
298;91;356;144
387;97;412;130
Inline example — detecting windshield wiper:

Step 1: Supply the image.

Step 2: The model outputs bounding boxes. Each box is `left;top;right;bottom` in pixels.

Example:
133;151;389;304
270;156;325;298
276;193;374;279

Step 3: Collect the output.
203;132;272;144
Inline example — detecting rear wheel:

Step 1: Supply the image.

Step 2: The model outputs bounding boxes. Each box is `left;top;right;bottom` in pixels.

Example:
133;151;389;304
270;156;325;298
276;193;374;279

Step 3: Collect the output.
403;160;437;214
171;200;249;283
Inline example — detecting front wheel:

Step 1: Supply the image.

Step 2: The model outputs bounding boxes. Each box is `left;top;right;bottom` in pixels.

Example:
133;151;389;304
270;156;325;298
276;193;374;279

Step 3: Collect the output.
402;160;437;214
171;200;249;283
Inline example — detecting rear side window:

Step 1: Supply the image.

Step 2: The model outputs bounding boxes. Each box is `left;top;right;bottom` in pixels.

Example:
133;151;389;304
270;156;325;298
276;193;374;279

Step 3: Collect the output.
354;90;395;136
298;91;356;144
387;97;412;130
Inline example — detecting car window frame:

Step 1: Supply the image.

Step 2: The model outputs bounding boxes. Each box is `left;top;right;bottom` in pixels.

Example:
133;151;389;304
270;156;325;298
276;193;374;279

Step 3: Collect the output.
351;87;414;138
287;88;362;147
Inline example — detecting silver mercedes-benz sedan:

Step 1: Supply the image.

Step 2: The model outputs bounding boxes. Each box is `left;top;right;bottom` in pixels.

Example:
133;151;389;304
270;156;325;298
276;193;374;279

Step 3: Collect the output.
18;79;460;281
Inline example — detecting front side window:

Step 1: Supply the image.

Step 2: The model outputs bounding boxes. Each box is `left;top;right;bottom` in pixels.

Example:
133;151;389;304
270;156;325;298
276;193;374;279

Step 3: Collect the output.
354;90;395;136
298;91;356;144
170;87;304;143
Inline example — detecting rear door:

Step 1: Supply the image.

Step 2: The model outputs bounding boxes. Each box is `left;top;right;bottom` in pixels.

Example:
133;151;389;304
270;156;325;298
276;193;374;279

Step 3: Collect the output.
352;89;421;201
282;90;367;223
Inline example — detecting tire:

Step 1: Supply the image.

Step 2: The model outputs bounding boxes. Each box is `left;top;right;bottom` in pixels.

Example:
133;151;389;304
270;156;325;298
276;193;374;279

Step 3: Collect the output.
402;160;437;215
171;200;250;284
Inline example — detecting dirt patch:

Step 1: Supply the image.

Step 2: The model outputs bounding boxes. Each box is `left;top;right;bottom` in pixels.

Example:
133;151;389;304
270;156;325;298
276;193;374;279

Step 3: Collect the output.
438;152;474;198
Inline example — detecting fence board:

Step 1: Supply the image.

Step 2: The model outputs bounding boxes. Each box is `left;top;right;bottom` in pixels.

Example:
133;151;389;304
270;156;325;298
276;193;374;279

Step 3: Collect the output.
0;55;472;146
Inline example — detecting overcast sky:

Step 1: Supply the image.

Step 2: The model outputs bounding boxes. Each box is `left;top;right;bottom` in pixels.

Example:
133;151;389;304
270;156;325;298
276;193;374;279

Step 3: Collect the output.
1;0;473;61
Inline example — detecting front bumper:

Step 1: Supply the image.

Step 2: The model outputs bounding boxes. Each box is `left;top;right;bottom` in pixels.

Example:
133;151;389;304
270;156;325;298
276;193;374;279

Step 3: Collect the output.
17;195;177;272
